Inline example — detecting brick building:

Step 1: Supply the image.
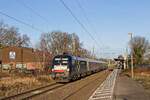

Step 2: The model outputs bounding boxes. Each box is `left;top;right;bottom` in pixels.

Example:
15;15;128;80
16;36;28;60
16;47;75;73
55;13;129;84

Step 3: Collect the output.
0;46;52;70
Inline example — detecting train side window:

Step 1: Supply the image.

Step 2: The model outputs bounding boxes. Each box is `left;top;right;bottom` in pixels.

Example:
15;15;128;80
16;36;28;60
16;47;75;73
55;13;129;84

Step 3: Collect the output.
80;61;87;68
72;59;75;65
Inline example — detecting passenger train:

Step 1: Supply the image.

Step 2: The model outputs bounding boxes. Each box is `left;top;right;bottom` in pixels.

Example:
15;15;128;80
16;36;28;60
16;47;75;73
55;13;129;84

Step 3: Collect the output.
51;54;107;82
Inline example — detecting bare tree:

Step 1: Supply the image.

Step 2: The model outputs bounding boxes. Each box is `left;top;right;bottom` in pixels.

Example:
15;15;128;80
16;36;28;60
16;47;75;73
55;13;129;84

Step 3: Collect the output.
0;21;8;43
19;34;31;47
0;21;30;47
38;31;92;58
130;36;149;64
39;31;71;56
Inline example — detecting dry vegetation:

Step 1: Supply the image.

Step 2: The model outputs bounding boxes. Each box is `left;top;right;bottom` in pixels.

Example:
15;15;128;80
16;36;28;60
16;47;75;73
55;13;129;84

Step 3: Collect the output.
123;67;150;94
0;71;53;97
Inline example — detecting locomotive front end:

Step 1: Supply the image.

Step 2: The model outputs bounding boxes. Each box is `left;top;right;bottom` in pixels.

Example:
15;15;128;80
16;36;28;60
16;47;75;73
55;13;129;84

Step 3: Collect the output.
51;55;71;82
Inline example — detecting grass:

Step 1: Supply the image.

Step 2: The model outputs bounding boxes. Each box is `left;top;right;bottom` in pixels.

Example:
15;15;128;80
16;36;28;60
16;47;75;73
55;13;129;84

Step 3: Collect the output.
134;75;150;89
122;67;150;90
0;71;53;97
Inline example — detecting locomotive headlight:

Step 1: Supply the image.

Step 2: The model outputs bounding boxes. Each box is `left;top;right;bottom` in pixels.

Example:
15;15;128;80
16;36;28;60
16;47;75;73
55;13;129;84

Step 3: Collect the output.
52;69;54;72
67;69;70;72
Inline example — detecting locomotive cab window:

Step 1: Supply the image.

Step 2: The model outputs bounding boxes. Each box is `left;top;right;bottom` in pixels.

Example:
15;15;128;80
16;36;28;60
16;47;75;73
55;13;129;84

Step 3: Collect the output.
62;58;69;65
54;58;61;65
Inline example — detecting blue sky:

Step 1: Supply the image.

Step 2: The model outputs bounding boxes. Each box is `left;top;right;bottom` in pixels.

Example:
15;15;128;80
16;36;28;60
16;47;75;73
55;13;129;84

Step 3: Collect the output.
0;0;150;58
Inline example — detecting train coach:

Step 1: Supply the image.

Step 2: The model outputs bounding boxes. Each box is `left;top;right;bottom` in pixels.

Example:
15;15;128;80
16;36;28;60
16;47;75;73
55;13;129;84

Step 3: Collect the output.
51;54;107;82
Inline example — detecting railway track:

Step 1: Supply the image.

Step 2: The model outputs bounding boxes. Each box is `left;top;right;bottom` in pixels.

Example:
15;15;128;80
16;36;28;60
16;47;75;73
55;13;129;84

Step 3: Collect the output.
0;70;109;100
62;77;102;100
0;82;65;100
62;70;110;100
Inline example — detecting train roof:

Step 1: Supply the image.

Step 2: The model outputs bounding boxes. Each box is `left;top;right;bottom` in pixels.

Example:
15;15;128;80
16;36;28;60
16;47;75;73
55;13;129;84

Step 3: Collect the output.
53;54;107;64
88;59;106;63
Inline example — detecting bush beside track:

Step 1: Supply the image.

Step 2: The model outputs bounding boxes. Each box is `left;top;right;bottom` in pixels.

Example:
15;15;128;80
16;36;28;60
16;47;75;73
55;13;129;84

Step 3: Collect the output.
0;71;53;97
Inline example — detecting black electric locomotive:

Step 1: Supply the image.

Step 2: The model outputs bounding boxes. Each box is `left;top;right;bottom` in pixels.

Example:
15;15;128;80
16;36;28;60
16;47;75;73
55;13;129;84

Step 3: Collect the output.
51;54;107;82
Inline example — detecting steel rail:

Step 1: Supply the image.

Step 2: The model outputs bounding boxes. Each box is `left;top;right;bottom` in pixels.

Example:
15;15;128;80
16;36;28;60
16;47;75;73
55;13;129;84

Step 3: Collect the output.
0;82;64;100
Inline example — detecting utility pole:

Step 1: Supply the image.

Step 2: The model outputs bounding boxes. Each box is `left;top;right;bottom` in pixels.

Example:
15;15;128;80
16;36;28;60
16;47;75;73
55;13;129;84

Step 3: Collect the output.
21;47;23;69
128;33;134;78
72;36;76;56
92;46;95;59
108;59;111;68
0;46;2;72
126;47;128;69
64;33;67;53
43;50;45;69
123;55;126;69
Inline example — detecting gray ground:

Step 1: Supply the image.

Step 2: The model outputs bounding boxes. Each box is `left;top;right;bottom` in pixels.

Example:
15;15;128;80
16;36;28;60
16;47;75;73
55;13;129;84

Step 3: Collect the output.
31;70;110;100
114;75;150;100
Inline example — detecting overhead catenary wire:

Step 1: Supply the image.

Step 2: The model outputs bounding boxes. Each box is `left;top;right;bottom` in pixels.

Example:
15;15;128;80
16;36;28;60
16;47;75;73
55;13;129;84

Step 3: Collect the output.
16;0;51;29
75;0;107;57
58;0;101;48
0;10;45;65
0;11;44;33
59;0;119;58
75;0;106;48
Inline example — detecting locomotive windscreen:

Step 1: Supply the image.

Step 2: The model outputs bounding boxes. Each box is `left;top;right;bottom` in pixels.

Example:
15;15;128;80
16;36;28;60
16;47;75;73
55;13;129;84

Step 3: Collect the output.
53;57;69;65
54;58;61;65
62;58;68;65
52;56;70;72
